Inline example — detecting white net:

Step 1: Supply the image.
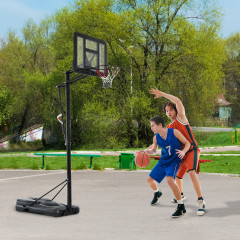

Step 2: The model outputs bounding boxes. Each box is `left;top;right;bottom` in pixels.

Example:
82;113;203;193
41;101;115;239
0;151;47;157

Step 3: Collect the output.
96;66;120;88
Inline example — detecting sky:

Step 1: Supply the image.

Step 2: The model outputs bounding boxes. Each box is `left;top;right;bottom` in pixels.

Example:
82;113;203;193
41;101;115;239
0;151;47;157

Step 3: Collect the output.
0;0;74;38
0;0;240;39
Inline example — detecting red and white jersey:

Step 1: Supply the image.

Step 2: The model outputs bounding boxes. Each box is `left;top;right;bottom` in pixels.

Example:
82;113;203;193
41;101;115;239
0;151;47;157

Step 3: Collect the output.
167;117;198;150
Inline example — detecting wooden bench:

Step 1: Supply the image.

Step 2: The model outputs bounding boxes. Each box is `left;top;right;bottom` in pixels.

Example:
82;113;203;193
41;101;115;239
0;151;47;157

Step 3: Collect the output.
34;153;101;169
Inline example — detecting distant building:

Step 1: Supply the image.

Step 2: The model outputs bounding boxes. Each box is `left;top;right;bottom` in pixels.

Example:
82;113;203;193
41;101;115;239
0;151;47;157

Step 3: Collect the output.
216;94;232;120
20;125;43;142
0;124;43;149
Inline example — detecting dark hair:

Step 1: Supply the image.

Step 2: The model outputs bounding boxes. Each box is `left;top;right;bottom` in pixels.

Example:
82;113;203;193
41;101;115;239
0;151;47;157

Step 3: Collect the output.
150;116;165;127
163;102;178;114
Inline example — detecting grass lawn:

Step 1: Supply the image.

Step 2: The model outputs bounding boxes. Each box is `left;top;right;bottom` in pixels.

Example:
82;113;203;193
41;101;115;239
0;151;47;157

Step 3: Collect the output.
198;155;240;175
201;151;240;154
0;155;119;171
193;131;235;147
0;152;239;175
0;131;239;173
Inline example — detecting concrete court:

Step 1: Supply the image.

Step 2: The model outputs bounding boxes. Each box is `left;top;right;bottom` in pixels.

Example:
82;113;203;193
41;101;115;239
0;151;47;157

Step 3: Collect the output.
0;169;240;240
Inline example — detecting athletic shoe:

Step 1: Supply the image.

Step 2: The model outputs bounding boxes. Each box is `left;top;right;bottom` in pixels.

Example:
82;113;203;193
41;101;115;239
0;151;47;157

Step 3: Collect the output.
151;191;162;205
171;194;187;203
197;199;206;216
172;204;186;218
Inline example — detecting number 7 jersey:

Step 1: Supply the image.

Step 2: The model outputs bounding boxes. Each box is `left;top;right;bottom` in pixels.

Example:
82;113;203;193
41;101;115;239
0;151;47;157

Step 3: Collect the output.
156;128;182;165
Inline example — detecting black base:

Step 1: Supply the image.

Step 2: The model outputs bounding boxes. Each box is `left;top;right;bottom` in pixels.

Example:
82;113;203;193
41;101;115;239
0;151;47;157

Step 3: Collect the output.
16;197;79;217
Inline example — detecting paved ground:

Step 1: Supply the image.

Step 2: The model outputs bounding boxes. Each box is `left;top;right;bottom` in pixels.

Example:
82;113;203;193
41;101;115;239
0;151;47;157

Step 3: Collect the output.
200;145;240;153
191;127;232;132
0;170;240;240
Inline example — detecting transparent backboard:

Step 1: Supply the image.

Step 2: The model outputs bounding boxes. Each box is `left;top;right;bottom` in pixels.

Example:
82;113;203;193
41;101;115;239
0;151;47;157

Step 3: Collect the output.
73;32;107;77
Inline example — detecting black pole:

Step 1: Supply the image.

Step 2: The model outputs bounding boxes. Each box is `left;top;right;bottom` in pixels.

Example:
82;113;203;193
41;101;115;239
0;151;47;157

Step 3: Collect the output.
65;70;72;213
64;71;87;214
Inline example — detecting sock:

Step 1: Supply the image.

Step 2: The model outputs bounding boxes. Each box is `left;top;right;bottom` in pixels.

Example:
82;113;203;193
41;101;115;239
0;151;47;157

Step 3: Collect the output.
198;197;203;201
154;189;159;193
177;199;183;204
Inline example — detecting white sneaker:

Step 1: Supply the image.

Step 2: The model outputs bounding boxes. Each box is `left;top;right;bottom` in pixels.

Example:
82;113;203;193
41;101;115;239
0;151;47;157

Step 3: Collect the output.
171;194;187;203
197;199;206;216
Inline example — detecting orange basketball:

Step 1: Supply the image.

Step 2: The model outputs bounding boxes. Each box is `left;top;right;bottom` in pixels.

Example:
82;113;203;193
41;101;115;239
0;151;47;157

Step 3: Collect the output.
135;151;150;168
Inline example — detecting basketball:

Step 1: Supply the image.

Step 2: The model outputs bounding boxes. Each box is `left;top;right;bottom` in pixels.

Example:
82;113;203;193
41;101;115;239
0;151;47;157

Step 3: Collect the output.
135;151;150;168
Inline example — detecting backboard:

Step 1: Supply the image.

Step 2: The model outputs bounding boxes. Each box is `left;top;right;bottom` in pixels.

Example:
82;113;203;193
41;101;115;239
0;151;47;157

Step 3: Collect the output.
73;32;107;77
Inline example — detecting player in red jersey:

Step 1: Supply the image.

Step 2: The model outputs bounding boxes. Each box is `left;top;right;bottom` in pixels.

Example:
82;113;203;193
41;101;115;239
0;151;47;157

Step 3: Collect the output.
149;87;206;216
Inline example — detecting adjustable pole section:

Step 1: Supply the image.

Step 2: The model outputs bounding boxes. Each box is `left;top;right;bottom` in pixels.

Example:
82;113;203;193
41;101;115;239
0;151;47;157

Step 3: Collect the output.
65;70;72;213
65;70;88;213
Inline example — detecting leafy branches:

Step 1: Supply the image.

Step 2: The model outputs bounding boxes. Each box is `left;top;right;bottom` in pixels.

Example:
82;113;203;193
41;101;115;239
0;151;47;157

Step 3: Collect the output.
0;0;230;148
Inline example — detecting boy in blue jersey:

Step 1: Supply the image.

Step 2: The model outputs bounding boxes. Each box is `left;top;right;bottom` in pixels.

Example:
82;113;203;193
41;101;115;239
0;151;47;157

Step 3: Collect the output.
144;116;190;217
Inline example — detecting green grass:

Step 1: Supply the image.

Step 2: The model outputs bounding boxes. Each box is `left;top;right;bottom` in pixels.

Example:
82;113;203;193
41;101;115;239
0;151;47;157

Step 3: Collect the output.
201;151;240;154
144;154;240;174
0;153;239;175
198;155;240;175
0;131;237;154
193;131;235;147
0;155;120;170
0;131;239;173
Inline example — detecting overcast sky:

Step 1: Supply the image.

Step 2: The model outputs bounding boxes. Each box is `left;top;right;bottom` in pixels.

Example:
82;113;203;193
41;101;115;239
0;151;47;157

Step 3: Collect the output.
0;0;239;39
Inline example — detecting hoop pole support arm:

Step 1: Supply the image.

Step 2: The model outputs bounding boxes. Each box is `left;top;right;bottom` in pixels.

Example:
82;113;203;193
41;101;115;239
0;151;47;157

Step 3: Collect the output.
56;71;88;89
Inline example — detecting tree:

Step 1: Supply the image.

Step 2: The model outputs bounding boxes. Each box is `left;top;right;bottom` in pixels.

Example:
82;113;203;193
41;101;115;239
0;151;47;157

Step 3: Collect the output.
0;20;55;141
223;33;240;125
0;87;12;132
107;0;226;124
35;0;227;145
0;0;228;148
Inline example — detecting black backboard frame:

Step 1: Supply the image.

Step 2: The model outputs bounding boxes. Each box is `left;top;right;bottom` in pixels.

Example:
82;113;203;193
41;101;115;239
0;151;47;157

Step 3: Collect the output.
73;32;107;77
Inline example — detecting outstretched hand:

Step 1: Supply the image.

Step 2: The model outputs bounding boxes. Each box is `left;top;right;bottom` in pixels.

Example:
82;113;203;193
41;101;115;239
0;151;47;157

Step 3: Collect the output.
149;87;163;99
176;149;185;159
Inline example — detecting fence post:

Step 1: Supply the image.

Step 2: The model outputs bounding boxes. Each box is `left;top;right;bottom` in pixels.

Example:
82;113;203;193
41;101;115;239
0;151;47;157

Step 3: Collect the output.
235;124;238;144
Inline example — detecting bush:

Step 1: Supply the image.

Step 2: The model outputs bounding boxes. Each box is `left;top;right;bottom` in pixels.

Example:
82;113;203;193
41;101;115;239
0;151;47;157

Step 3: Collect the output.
11;160;19;169
31;163;39;170
93;163;104;171
45;164;51;170
9;140;43;151
75;162;87;170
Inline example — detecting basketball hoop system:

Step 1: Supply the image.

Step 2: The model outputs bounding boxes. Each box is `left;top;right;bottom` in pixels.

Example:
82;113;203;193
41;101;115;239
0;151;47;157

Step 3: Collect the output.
15;32;120;218
95;65;120;88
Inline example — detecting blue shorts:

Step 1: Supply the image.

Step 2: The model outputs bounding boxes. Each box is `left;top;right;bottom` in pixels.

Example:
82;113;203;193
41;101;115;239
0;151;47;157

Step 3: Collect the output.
149;161;180;183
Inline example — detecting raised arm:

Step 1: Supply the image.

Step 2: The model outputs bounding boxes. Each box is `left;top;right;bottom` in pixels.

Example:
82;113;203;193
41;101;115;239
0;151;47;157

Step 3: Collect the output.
149;87;187;122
